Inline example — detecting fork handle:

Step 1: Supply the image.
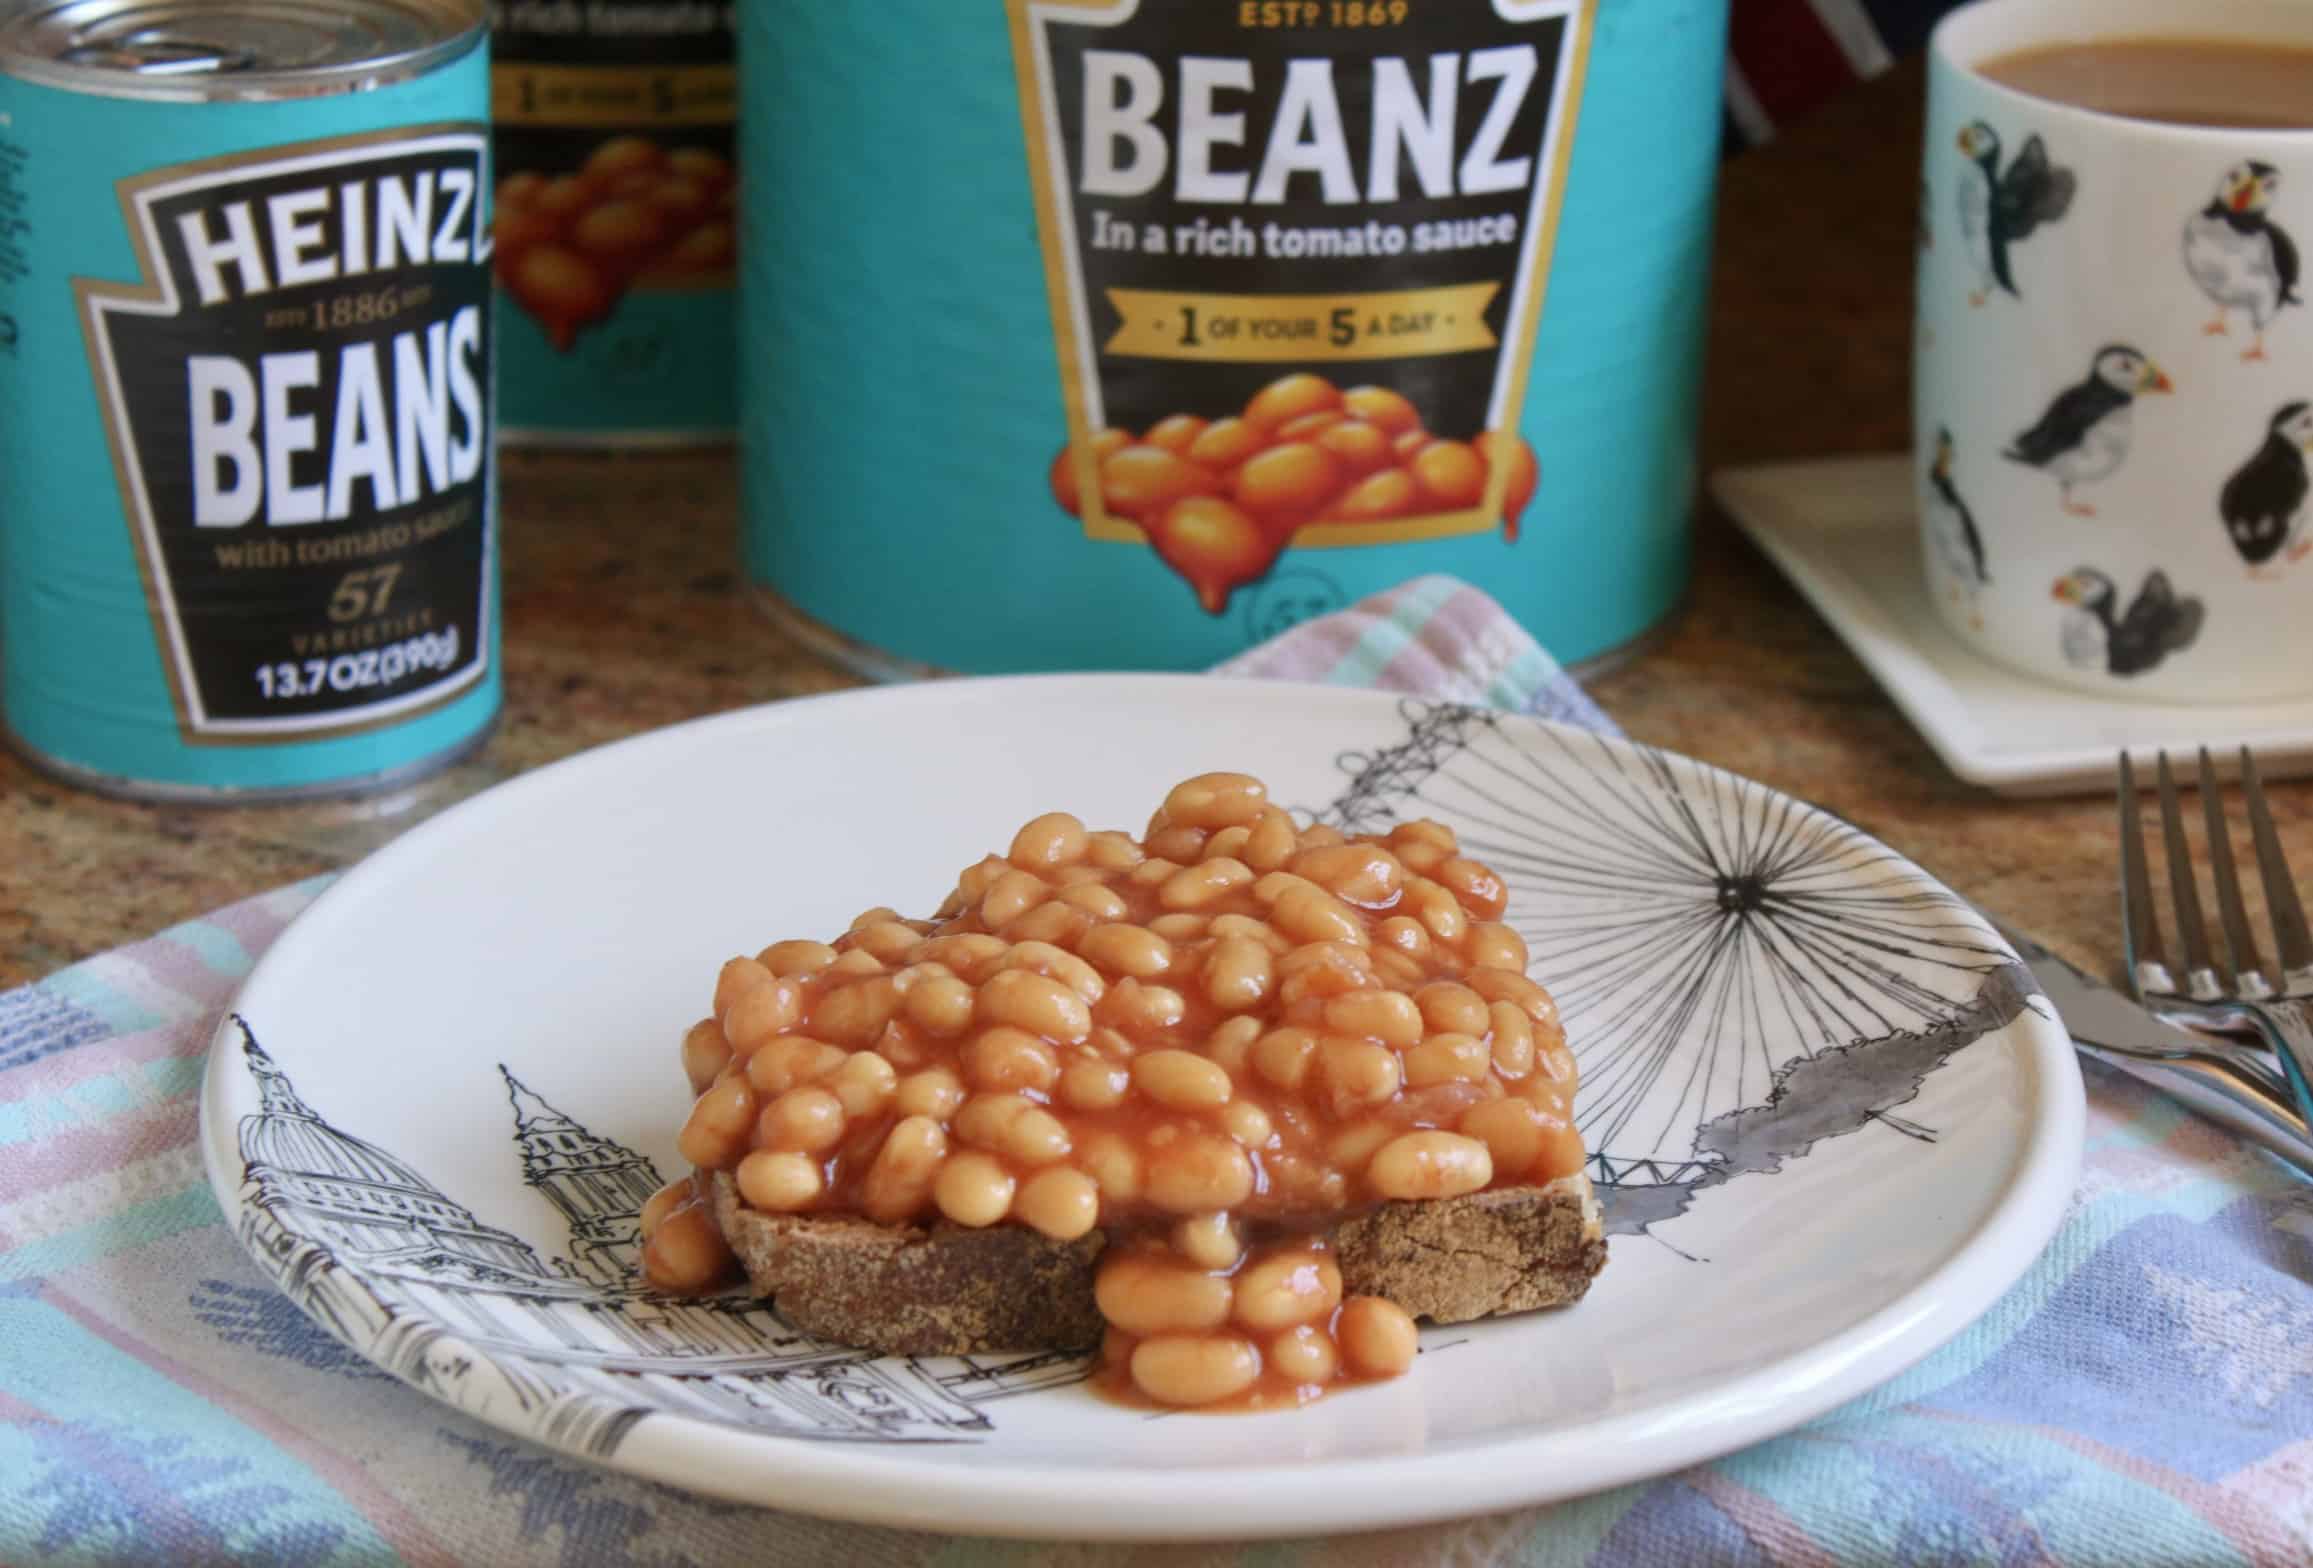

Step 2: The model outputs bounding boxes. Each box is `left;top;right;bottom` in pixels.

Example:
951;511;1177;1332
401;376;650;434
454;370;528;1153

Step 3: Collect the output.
2207;999;2313;1133
2076;1041;2313;1176
2258;1004;2313;1116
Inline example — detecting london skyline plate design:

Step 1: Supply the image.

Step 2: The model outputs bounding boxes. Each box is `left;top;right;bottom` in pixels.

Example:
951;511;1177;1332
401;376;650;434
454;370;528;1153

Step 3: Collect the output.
197;676;2083;1541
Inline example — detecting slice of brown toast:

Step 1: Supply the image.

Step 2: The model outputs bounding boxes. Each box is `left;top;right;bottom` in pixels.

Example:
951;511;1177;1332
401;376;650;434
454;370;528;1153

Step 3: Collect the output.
709;1170;1606;1357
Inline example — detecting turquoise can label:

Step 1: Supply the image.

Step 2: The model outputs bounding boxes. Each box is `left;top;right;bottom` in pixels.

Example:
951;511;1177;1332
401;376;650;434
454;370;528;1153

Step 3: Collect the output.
740;0;1726;673
0;44;500;793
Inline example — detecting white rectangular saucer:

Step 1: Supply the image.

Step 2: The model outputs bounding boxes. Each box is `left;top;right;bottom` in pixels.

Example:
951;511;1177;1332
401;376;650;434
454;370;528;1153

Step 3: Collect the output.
1713;455;2313;797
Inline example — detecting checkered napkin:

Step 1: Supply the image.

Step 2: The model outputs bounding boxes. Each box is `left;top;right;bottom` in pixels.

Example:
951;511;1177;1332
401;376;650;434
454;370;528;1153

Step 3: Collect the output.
3;576;2308;1566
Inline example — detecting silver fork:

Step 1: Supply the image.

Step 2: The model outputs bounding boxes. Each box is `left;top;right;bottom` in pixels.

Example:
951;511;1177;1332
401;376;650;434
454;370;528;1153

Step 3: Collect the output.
2121;747;2313;1123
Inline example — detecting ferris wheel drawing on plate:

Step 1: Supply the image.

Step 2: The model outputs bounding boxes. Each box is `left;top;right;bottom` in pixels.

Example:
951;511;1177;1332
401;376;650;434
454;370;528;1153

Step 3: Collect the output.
1320;702;2038;1234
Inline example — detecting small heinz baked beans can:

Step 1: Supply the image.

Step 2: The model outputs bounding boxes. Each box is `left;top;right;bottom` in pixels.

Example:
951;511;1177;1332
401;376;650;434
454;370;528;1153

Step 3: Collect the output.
0;0;498;799
488;1;736;445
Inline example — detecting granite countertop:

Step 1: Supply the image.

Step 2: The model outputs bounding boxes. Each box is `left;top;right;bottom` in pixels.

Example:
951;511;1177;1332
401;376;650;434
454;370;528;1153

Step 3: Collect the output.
5;57;2303;990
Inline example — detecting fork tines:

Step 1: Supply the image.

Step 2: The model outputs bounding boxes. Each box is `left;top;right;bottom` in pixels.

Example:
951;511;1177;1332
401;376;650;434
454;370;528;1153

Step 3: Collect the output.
2244;754;2313;992
2119;747;2307;1003
2118;752;2175;997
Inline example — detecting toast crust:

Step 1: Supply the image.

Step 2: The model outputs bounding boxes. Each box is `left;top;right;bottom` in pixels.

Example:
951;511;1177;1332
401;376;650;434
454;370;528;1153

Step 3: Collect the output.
711;1169;1605;1357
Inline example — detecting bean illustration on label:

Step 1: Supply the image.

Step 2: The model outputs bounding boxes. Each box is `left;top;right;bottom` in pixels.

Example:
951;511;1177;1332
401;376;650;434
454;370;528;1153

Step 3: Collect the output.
1014;0;1585;613
489;0;738;442
79;127;494;738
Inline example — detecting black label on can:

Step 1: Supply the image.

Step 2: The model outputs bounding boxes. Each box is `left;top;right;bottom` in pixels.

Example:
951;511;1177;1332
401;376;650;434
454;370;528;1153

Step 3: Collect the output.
1011;1;1590;616
77;127;494;740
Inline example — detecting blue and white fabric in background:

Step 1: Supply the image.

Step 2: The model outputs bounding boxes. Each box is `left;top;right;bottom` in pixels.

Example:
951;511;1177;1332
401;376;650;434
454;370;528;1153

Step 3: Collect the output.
2;579;2309;1565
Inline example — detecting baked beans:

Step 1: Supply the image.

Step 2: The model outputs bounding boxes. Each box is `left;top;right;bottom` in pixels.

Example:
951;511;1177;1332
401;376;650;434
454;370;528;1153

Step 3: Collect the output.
1367;1131;1494;1201
736;1148;824;1211
1096;1249;1234;1335
676;1074;755;1169
1010;811;1089;870
978;968;1093;1043
1403;1032;1493;1089
724;977;803;1053
829;1051;899;1117
1338;1297;1421;1377
1489;1002;1538;1079
1377;916;1433;959
1319;1037;1403;1115
894;1065;967;1120
1459;1097;1554;1182
713;957;771;1020
759;940;838;978
1005;901;1093;949
746;1037;847;1097
1220;1098;1276;1148
1173;1211;1244;1271
653;774;1586;1411
756;1086;846;1154
980;869;1049;930
1203;937;1276;1011
680;1018;731;1093
1205;1014;1263;1077
860;1114;947;1224
1099;977;1189;1035
964;1027;1063;1095
1145;912;1210;943
637;1174;732;1293
1268;1323;1340;1384
1016;1166;1102;1241
1059;883;1132;922
1132;1049;1233;1110
1058;1059;1131;1111
1415;981;1490;1037
1322;990;1425;1050
1291;843;1406;906
1146;1134;1257;1213
934;1150;1018;1228
1232;1249;1342;1330
1130;1335;1262;1407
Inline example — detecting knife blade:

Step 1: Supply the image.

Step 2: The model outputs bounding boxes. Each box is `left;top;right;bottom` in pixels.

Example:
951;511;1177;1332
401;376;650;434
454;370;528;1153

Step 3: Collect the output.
1992;919;2313;1174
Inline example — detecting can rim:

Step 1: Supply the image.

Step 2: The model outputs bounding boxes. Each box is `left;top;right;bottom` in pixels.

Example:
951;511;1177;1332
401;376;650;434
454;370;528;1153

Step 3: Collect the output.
0;0;482;100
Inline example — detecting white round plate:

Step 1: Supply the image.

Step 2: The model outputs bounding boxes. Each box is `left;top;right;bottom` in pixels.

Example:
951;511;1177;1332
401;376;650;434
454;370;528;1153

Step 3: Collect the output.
198;675;2083;1541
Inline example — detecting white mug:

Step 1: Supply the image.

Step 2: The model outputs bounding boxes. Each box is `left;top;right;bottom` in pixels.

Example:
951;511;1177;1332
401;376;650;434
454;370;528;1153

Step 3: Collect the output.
1917;0;2313;703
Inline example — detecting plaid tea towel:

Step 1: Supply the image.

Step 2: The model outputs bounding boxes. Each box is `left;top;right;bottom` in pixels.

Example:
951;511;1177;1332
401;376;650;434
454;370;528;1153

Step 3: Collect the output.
3;576;2309;1566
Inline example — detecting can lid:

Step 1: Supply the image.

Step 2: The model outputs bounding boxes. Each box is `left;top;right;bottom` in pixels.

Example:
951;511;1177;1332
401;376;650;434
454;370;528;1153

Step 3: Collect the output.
0;0;481;99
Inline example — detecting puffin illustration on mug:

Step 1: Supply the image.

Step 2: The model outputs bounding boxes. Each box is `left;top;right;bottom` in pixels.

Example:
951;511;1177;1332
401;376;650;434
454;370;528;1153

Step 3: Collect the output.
1925;428;1990;627
2051;568;2203;678
1955;121;2076;305
2004;345;2174;517
2184;162;2300;363
2220;400;2313;577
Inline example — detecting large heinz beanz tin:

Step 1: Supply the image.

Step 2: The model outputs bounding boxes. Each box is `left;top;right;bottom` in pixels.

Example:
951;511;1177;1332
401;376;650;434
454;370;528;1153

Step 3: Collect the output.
741;0;1728;676
0;0;498;799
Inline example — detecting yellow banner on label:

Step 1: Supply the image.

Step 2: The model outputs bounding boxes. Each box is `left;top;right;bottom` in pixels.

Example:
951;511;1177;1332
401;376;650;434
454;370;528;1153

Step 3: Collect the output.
492;65;737;128
1103;284;1500;363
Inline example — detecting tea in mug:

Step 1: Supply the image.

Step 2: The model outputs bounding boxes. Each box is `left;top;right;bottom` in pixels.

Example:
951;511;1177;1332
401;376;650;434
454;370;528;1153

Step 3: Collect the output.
1980;37;2313;129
